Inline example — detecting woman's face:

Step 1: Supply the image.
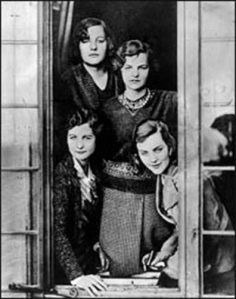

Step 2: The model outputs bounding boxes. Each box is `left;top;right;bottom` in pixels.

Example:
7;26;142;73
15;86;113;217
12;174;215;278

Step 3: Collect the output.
137;131;171;175
79;25;107;66
121;53;149;93
67;123;96;165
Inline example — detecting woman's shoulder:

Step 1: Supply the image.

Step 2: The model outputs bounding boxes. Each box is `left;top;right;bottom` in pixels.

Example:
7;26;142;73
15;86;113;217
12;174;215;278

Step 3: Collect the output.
151;89;177;101
61;63;84;82
102;94;123;110
55;155;74;176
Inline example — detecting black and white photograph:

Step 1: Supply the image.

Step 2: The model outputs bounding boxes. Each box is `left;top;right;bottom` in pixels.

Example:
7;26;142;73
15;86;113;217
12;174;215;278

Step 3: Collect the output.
1;1;235;298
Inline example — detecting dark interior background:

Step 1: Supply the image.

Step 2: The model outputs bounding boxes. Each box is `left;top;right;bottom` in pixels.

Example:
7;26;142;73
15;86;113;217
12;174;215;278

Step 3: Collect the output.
53;0;177;164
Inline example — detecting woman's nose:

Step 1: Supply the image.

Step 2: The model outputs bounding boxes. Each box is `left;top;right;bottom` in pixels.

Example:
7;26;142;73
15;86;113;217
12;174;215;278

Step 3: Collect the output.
76;140;84;149
149;153;158;163
89;40;97;50
131;68;139;77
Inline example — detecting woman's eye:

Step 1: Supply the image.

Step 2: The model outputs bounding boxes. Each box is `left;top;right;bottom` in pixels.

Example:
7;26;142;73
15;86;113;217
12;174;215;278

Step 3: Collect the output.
97;38;106;43
84;136;93;140
69;136;76;140
124;66;132;70
155;147;162;152
81;38;89;44
140;151;148;156
140;65;149;70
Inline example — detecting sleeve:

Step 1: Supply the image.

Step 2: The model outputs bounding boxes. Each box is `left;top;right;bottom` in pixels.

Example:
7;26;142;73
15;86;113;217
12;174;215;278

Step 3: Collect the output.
158;172;179;258
151;90;177;142
159;229;178;257
53;163;84;281
61;68;85;110
162;91;177;141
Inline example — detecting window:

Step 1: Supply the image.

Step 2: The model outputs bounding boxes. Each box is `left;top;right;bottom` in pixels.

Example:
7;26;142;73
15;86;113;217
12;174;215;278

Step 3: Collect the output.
1;1;235;298
1;1;45;297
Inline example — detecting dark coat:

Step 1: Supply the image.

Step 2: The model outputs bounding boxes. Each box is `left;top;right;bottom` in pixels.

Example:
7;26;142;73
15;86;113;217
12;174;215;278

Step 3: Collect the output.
53;155;103;282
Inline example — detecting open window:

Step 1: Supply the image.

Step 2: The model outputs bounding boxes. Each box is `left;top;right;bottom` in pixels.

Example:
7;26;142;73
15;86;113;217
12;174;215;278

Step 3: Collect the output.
1;1;235;298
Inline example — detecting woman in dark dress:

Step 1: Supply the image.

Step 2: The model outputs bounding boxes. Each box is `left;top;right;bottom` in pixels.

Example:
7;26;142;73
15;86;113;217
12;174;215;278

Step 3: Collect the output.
62;17;123;111
98;40;177;277
53;108;107;296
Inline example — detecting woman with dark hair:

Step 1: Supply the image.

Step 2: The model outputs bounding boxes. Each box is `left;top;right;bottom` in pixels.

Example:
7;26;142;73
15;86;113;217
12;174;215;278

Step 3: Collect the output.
133;119;178;286
62;17;123;111
98;39;177;277
53;108;107;296
133;119;234;289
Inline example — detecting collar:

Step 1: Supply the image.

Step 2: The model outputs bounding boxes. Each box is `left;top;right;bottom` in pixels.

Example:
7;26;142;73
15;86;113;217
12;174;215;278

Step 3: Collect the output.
72;157;95;182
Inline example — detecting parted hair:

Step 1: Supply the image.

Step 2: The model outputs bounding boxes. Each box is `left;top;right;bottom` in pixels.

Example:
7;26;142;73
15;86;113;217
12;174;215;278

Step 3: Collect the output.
71;17;115;65
132;119;176;172
65;108;103;137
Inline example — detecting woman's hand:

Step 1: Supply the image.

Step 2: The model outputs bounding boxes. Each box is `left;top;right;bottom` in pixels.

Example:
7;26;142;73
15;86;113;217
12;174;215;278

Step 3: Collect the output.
142;251;167;271
70;275;107;297
93;242;110;273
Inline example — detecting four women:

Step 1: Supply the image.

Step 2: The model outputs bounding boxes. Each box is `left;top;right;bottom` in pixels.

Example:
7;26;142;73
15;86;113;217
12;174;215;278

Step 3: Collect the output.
53;16;234;293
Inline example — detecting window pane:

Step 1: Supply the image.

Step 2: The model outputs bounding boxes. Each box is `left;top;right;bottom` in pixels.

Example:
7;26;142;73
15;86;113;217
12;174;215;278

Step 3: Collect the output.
203;170;236;230
2;172;30;231
201;2;235;38
1;1;38;41
203;235;235;295
2;45;38;106
1;109;39;168
2;235;27;287
1;235;39;288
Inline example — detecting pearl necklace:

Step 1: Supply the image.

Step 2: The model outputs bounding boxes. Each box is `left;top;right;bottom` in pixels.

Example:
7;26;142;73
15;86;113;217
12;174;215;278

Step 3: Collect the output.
119;89;152;113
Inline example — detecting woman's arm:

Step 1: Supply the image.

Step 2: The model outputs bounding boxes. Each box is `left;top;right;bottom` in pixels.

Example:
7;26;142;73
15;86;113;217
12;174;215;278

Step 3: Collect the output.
53;163;84;281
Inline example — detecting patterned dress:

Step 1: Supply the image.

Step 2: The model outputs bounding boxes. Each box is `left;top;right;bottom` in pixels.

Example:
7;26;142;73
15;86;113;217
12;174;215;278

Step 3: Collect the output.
99;90;177;277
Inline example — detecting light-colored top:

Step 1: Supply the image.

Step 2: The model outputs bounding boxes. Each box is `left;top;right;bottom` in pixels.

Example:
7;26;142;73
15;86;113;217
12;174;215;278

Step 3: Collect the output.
72;158;97;207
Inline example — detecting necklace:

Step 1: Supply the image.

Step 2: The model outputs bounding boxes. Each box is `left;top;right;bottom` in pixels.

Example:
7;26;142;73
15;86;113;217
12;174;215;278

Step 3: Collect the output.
119;89;152;114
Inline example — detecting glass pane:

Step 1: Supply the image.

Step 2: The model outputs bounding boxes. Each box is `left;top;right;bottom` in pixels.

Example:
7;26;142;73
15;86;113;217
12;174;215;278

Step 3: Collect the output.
201;2;235;38
203;170;236;230
2;45;38;106
1;109;39;168
2;172;30;231
1;235;38;288
203;235;235;295
1;1;38;41
1;235;27;287
201;42;234;108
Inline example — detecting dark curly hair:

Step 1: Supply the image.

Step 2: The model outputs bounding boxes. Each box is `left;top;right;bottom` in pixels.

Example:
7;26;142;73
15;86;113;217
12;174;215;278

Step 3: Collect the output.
65;107;103;137
132;119;176;173
71;17;115;68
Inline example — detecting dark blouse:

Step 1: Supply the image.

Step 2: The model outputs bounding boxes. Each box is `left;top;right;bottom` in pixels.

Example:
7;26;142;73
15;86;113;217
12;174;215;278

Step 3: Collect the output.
62;63;123;111
53;155;103;282
100;89;177;162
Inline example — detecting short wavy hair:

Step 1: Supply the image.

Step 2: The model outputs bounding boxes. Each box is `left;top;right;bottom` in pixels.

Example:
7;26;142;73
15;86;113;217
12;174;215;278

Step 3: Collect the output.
132;119;176;172
115;39;154;69
65;107;103;137
71;17;115;66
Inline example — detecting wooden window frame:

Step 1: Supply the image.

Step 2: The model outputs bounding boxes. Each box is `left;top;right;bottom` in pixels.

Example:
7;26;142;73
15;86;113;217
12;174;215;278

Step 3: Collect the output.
42;1;218;298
